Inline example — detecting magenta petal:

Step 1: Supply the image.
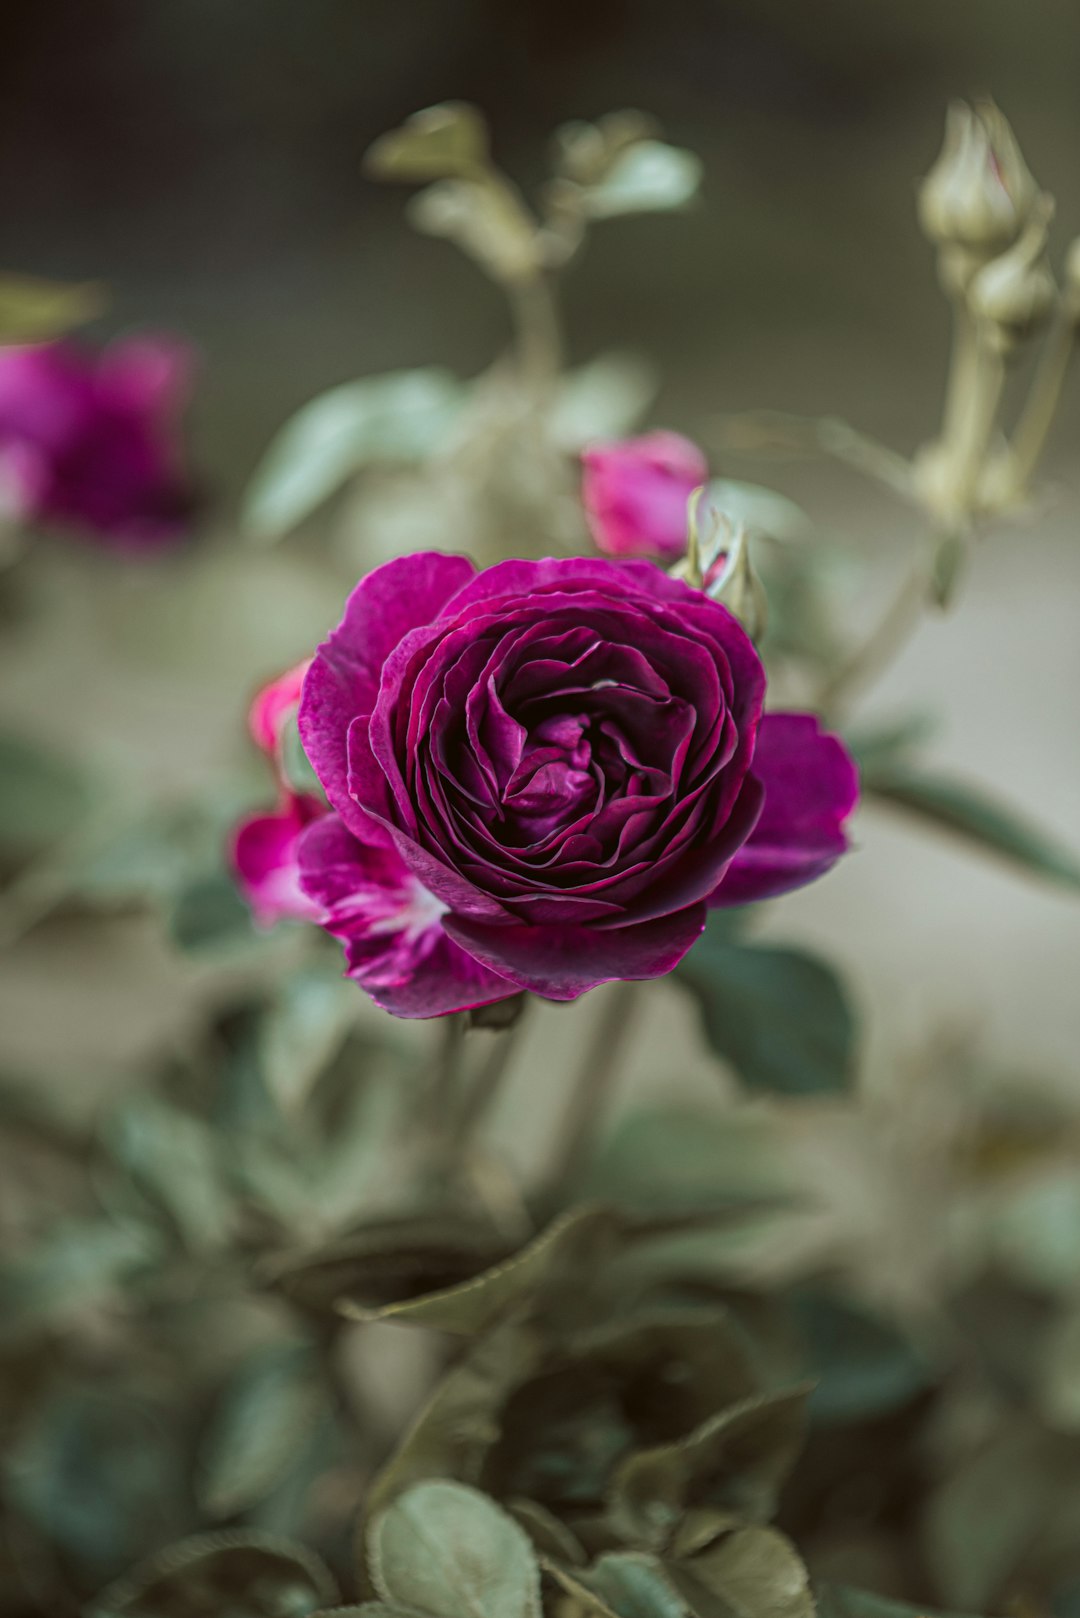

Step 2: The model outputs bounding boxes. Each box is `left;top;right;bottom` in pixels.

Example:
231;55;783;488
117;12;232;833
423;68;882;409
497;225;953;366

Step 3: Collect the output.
298;813;516;1019
300;551;475;838
443;904;707;1001
711;712;859;907
231;797;325;926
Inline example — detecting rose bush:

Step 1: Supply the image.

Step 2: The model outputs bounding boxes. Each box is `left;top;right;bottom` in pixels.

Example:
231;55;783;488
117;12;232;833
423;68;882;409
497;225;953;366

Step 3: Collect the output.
296;552;858;1017
0;334;194;546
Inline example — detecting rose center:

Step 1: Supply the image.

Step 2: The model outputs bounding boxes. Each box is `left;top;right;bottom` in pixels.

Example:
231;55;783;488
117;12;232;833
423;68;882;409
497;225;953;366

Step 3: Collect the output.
501;711;598;837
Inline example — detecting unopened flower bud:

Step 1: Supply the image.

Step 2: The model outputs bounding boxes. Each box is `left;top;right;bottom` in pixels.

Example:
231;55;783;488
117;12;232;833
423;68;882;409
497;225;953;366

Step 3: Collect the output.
1063;237;1080;322
918;101;1038;255
969;201;1057;346
705;521;768;644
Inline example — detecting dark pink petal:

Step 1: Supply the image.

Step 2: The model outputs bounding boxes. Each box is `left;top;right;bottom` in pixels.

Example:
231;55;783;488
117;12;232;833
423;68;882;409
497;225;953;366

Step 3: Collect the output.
96;335;194;415
444;904;707;1001
300;551;475;837
581;431;708;560
231;796;325;926
248;658;312;759
711;713;859;907
298;813;515;1018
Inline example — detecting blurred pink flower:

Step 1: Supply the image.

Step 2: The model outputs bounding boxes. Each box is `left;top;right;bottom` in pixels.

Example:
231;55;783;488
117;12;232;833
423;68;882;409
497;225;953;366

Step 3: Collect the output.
0;334;195;547
247;658;312;762
581;430;708;560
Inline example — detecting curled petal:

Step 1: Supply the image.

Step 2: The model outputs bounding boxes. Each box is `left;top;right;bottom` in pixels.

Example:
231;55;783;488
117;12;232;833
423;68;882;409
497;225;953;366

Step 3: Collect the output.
711;712;859;906
298;813;516;1018
231;795;325;926
248;658;311;758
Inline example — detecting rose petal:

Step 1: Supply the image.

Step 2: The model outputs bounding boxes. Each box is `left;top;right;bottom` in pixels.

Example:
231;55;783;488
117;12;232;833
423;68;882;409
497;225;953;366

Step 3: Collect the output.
444;903;707;1000
711;712;859;906
300;551;475;838
231;796;325;926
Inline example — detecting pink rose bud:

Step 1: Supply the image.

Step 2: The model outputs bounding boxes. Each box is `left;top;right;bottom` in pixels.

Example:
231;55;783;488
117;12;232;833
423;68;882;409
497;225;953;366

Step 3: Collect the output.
248;659;312;760
0;334;195;547
581;430;709;561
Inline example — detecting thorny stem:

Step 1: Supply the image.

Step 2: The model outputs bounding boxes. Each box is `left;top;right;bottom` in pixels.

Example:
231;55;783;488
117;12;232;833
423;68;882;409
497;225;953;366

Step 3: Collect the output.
544;980;639;1206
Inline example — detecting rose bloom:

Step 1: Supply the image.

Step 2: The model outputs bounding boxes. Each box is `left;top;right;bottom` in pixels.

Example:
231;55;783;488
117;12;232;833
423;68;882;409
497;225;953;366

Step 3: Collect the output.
0;335;194;546
230;659;326;927
296;553;857;1018
581;430;707;560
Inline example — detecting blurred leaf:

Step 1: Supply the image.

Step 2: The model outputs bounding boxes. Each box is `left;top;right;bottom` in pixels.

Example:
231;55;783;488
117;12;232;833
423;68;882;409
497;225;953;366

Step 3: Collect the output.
0;730;90;861
264;1212;509;1319
366;1319;546;1520
547;1553;688;1618
583;142;702;218
0;273;103;344
610;1387;810;1550
791;1293;933;1426
332;1205;622;1333
243;369;465;540
7;1386;187;1580
921;1425;1059;1611
103;1094;234;1253
259;966;357;1114
704;480;812;543
1038;1307;1080;1432
168;870;258;954
90;1531;338;1618
667;1527;813;1618
0;1219;157;1342
408;181;539;284
365;103;490;182
990;1170;1080;1293
676;938;855;1096
844;713;939;779
369;1480;542;1618
816;1585;984;1618
506;1499;587;1563
587;1104;791;1217
550;353;657;449
198;1344;326;1518
866;767;1080;892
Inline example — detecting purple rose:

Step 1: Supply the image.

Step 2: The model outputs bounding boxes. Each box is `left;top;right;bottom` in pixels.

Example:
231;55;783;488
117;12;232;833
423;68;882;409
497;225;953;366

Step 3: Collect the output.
297;553;858;1018
581;431;708;560
0;335;194;547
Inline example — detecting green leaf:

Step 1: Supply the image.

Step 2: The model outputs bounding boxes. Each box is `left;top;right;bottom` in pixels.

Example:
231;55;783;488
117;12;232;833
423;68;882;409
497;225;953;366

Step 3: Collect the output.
815;1584;984;1618
90;1531;338;1618
550;353;657;449
365;103;490;182
791;1292;933;1426
168;870;258;954
609;1387;811;1551
844;713;938;778
583;142;703;218
8;1386;187;1581
667;1527;813;1618
332;1205;622;1333
368;1481;542;1618
587;1105;791;1217
0;273;104;344
0;730;90;861
546;1554;689;1618
103;1094;235;1253
865;767;1080;892
243;369;465;540
407;182;539;285
676;937;855;1096
0;1219;157;1342
258;965;358;1113
198;1344;326;1518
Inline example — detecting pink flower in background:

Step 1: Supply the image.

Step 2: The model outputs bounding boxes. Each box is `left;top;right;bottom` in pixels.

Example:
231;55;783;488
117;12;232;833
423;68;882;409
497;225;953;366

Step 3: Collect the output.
581;430;708;560
0;335;195;547
231;660;327;927
297;551;858;1018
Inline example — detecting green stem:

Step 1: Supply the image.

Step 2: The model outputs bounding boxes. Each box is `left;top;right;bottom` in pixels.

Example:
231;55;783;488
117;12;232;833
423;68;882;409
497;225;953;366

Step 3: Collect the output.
509;270;562;396
818;555;929;722
544;981;639;1206
939;296;980;455
950;331;1005;510
451;1004;531;1147
1005;311;1078;491
428;1012;468;1145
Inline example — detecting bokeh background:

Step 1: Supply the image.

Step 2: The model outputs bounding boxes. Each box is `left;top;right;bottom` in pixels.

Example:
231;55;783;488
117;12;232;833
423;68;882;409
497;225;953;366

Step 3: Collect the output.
1;0;1079;1117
